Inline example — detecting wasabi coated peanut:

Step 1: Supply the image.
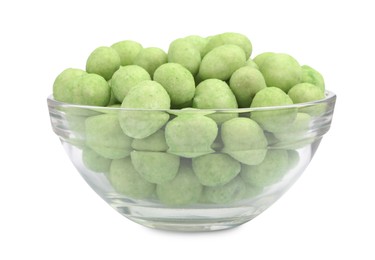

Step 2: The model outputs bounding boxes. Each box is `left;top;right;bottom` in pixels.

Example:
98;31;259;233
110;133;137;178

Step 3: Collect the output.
203;176;247;204
130;151;180;184
108;157;155;199
119;80;170;139
86;46;121;81
288;82;326;116
131;129;168;152
203;32;253;58
288;82;325;103
272;115;316;149
206;180;262;203
198;44;246;81
193;79;238;124
240;150;289;187
259;53;302;92
71;73;111;106
242;183;263;201
250;87;298;132
133;47;167;78
64;114;87;144
221;117;268;165
85;113;132;159
253;52;274;68
167;38;201;76
165;114;218;158
156;163;203;206
183;35;208;57
82;147;112;173
229;66;267;108
110;40;143;66
192;153;241;186
301;65;325;92
153;63;195;108
111;65;151;103
273;113;311;142
61;103;102;138
53;68;86;103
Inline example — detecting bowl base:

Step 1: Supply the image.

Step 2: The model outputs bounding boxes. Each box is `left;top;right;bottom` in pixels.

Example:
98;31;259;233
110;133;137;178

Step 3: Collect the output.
127;215;255;232
110;201;263;232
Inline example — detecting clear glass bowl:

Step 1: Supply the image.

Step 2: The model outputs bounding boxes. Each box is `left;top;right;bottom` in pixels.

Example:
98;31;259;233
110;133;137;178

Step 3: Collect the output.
47;91;336;232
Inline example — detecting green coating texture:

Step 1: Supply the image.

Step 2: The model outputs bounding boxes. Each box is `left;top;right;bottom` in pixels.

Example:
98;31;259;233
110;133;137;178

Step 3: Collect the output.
229;66;267;108
203;176;247;204
203;32;252;58
131;151;180;184
119;80;170;139
68;115;98;136
107;104;121;108
111;40;143;66
111;65;151;103
131;129;168;152
64;114;87;142
53;68;87;103
156;163;203;206
301;65;325;92
85;113;132;159
242;184;263;201
253;52;274;68
198;44;246;81
86;46;121;80
165;115;218;158
273;113;311;141
245;59;259;69
108;158;155;199
240;150;289;187
272;113;315;149
288;83;325;103
193;79;238;123
250;87;297;132
133;47;167;77
183;35;208;56
107;83;119;106
153;63;195;108
82;147;112;173
168;38;201;76
71;73;111;106
288;83;326;116
192;153;240;186
259;53;302;92
221;117;268;165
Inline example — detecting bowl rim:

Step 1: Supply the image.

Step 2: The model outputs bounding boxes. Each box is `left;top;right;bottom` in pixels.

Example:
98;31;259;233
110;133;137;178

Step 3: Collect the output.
47;90;336;113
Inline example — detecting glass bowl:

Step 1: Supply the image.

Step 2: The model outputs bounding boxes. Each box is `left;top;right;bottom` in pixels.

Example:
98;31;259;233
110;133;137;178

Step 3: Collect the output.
47;91;336;232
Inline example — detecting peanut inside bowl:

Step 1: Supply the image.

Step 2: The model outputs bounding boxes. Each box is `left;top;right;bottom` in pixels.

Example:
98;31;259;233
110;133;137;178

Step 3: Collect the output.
48;90;335;231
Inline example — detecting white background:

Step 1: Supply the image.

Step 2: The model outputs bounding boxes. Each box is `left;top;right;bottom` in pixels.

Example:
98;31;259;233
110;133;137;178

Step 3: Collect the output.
1;0;374;259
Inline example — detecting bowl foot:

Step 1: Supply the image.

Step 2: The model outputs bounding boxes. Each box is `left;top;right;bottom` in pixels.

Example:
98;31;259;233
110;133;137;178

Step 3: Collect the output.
127;216;255;232
112;203;261;232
